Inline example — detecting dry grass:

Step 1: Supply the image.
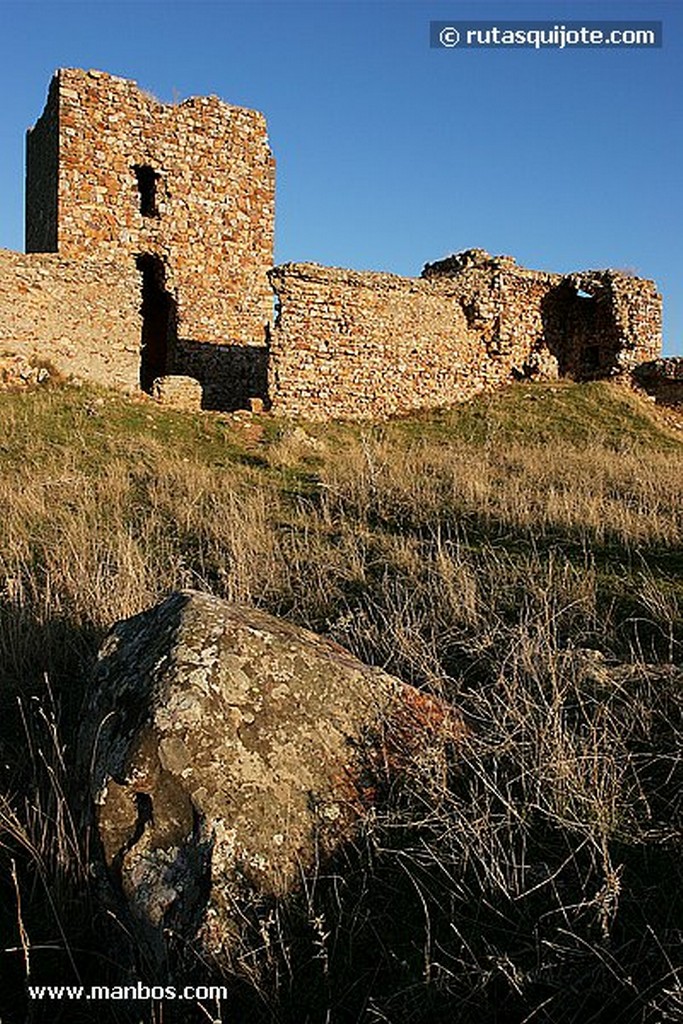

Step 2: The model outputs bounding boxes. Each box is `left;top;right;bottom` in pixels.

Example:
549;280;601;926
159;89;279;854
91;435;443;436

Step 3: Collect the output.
0;380;681;1022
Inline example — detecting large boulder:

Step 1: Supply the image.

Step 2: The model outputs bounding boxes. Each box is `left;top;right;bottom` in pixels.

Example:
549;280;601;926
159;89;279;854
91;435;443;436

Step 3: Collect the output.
80;591;460;960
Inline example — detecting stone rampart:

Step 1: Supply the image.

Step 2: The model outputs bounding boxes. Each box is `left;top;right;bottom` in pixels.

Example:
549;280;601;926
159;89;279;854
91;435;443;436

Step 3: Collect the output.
268;251;662;420
268;264;482;420
4;71;665;420
0;248;140;389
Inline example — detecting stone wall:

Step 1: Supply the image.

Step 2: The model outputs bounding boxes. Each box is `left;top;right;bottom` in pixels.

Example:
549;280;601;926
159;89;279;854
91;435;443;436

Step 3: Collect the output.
633;357;683;406
268;251;662;420
26;68;275;350
537;271;662;379
15;70;664;420
423;251;661;380
268;264;482;420
0;248;140;390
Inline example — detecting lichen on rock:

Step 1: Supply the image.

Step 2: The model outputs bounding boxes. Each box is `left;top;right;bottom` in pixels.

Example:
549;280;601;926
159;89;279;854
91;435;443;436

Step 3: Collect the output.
80;590;461;962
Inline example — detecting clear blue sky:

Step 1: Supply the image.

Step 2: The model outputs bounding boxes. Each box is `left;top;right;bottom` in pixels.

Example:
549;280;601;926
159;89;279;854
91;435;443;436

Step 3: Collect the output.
0;0;680;353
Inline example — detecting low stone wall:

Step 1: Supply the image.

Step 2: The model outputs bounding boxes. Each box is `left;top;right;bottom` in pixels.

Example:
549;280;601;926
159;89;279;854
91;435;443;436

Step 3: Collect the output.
0;249;140;390
152;374;203;411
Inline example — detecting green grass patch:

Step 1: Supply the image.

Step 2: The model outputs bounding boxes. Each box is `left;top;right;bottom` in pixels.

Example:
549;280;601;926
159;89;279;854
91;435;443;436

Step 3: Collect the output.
385;380;682;450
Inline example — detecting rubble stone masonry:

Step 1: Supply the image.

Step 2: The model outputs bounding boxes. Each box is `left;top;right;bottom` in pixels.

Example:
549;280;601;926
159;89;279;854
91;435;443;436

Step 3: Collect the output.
27;68;275;345
633;357;683;406
0;69;665;418
0;248;139;389
268;251;661;420
23;67;274;406
268;264;484;420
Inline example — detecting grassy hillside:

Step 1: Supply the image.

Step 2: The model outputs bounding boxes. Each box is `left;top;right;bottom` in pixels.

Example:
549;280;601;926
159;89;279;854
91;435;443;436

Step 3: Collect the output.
0;379;681;1023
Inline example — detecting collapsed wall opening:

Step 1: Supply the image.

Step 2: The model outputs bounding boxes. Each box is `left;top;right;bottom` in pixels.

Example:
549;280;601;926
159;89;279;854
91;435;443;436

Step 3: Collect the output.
137;254;177;393
541;278;622;380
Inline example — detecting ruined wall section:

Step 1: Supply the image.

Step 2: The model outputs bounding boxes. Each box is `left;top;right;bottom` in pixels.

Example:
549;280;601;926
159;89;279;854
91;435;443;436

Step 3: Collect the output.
496;272;560;376
269;252;662;420
30;68;275;348
423;252;660;380
605;273;662;371
0;249;140;390
634;357;683;406
19;69;662;418
267;263;541;420
26;77;59;253
424;252;561;379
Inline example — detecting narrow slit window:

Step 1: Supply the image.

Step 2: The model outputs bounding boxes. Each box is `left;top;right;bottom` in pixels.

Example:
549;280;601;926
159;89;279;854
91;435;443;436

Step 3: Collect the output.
134;165;160;218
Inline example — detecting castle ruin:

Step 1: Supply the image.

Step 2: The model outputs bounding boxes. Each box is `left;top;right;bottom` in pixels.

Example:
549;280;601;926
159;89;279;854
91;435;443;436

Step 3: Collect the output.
0;69;664;418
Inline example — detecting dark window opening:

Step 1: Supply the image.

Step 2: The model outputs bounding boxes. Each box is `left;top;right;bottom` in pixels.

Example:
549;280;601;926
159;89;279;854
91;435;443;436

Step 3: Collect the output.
137;254;177;393
134;164;160;218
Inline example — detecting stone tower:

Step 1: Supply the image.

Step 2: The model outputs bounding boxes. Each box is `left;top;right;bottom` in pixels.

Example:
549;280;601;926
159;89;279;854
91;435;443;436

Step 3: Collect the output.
26;68;275;405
